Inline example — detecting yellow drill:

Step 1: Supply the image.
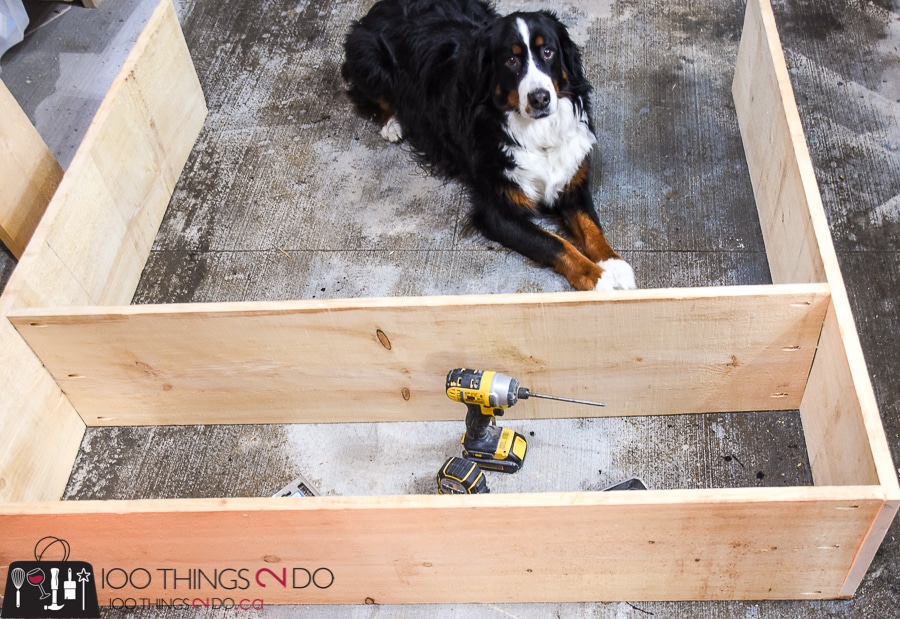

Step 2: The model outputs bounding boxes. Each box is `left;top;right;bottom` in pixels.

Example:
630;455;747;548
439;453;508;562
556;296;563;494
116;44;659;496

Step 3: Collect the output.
445;368;605;473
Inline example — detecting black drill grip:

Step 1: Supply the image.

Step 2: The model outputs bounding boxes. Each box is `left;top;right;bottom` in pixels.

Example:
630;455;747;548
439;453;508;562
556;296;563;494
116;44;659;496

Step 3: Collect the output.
465;404;494;441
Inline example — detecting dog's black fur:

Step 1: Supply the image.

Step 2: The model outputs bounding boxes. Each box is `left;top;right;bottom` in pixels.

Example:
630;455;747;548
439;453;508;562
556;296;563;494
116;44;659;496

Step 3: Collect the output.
341;0;635;290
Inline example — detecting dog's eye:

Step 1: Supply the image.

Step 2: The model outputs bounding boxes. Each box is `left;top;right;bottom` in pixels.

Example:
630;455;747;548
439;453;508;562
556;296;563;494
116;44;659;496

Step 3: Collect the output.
542;46;555;61
505;56;521;70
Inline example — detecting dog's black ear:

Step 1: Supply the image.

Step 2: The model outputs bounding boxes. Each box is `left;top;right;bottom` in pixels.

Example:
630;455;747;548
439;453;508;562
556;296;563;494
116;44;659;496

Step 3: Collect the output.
473;24;503;109
543;11;587;91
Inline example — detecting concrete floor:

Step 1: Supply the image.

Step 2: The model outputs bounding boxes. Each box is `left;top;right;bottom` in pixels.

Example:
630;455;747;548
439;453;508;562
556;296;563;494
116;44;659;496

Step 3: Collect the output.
2;0;899;616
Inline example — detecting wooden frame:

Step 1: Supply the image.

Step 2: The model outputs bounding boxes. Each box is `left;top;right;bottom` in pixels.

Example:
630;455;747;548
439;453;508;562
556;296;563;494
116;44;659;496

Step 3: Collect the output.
0;0;896;605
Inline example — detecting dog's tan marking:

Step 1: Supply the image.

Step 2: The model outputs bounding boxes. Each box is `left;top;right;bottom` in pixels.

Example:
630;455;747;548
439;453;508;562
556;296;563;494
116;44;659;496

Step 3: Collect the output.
553;237;603;291
567;211;621;264
512;44;522;55
535;35;544;46
374;97;395;126
504;186;536;210
506;89;519;111
564;160;590;192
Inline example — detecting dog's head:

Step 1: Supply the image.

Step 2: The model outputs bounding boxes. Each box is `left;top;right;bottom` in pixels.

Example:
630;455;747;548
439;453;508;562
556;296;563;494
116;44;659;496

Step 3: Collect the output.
487;11;585;119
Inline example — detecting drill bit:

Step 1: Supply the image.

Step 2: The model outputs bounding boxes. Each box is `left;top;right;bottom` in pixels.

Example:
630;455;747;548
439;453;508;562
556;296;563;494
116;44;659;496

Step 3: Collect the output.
517;388;606;407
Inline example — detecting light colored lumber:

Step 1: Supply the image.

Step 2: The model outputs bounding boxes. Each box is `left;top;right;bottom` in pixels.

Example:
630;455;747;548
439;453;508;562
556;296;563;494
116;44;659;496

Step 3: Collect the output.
0;0;205;502
0;487;886;603
732;0;829;286
734;0;900;596
801;305;879;488
10;285;829;426
0;318;84;502
4;0;206;310
0;79;63;259
801;301;900;597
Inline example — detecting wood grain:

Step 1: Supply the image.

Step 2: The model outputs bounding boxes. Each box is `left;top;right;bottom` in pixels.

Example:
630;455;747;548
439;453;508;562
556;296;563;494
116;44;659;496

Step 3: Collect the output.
0;0;895;606
734;0;900;597
10;285;828;426
5;0;206;310
0;79;63;259
0;487;885;603
0;0;205;501
733;0;830;286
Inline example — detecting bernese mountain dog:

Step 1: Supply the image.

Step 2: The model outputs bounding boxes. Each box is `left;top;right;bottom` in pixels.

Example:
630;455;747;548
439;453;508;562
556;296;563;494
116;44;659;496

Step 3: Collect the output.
341;0;636;291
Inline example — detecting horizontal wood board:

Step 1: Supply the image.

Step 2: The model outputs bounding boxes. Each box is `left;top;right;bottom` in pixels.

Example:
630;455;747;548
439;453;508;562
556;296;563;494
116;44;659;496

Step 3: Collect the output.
0;487;886;603
11;285;828;426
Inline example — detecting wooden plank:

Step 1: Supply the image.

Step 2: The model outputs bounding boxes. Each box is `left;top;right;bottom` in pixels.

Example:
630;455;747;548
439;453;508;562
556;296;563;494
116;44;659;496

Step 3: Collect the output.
732;0;830;286
734;0;900;597
0;488;886;603
4;0;206;310
801;302;900;596
0;75;77;502
10;285;829;426
0;0;892;606
0;0;205;501
0;78;63;259
0;318;84;502
801;305;879;488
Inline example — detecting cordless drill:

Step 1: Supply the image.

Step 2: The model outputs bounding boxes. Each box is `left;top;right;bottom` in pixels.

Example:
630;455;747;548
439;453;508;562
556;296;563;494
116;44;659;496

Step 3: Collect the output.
445;368;529;473
445;368;607;474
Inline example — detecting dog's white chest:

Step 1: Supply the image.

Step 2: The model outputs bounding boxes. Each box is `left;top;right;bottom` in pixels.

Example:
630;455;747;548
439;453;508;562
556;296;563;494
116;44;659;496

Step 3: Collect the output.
503;98;596;206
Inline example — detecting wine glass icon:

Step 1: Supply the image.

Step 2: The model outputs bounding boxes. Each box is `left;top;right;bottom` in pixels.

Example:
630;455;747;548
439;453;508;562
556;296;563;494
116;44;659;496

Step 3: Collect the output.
26;567;51;600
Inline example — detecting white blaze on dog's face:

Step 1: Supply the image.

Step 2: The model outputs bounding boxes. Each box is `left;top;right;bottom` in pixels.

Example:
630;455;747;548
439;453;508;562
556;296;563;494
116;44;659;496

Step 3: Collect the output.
514;18;558;118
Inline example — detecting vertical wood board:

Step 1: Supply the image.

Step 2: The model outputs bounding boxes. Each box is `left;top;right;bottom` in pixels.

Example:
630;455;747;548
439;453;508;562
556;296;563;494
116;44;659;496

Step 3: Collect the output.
0;79;63;259
801;305;880;488
0;318;84;502
0;0;206;502
800;303;900;595
733;0;900;596
11;285;828;426
732;0;830;287
4;0;206;311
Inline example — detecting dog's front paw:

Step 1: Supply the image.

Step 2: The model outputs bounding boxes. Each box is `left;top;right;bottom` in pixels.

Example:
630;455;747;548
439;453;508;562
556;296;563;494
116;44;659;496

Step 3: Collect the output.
379;116;403;143
594;258;637;291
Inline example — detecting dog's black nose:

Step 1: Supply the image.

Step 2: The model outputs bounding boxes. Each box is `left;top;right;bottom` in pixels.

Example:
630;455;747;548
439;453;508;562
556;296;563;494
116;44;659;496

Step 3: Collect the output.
528;89;551;111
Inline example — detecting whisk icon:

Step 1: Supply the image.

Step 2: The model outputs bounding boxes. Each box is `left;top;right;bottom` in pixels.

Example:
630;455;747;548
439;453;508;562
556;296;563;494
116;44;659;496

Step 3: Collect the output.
11;567;25;608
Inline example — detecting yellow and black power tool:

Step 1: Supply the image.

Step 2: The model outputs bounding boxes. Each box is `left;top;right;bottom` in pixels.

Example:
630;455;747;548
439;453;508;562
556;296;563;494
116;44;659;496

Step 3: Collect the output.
445;368;606;474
